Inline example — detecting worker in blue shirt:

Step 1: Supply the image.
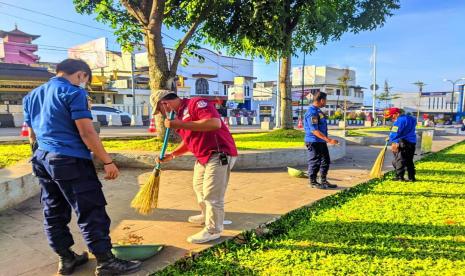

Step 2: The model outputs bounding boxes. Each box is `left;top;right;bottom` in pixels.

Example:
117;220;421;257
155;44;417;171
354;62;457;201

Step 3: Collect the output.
304;92;339;189
23;59;141;276
385;107;417;182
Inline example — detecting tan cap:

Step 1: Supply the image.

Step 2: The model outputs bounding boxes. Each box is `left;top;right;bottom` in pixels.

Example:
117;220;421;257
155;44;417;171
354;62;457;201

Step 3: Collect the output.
150;90;176;115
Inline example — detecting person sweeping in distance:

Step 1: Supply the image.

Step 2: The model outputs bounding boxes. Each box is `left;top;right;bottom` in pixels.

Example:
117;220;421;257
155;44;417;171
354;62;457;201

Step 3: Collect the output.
150;91;238;244
385;107;417;182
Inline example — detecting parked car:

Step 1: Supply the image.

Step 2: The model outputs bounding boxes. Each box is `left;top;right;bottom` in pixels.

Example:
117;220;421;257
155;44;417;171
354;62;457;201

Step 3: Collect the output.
91;105;132;126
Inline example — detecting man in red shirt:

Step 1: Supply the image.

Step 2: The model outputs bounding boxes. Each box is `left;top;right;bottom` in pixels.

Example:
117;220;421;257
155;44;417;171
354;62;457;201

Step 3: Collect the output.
151;91;238;243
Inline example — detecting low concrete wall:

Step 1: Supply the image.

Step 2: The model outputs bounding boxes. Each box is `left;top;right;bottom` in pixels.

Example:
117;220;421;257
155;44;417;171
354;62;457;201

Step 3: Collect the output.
344;136;387;146
0;163;39;212
0;138;346;211
104;137;346;170
435;128;460;136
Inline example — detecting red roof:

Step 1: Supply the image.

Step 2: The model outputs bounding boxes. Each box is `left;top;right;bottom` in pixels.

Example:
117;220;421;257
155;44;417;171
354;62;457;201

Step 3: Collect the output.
0;27;40;40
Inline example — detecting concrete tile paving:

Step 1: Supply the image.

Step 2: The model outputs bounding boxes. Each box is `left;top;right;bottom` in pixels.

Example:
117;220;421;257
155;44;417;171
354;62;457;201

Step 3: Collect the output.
0;135;462;276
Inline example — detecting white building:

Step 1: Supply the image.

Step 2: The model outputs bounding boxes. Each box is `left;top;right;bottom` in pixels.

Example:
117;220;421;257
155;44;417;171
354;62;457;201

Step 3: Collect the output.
252;81;277;123
291;65;364;118
93;48;254;117
391;91;459;121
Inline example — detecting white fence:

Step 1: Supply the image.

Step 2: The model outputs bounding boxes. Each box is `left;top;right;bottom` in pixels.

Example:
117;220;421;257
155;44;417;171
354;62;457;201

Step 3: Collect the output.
111;104;152;117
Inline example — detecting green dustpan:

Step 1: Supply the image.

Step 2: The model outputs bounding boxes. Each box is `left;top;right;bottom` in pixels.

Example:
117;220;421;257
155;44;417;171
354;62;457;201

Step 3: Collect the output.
287;167;308;178
111;244;163;261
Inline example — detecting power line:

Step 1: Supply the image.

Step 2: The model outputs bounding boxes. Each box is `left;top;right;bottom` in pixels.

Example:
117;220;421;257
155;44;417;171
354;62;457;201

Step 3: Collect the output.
0;1;112;32
0;11;97;39
0;5;284;99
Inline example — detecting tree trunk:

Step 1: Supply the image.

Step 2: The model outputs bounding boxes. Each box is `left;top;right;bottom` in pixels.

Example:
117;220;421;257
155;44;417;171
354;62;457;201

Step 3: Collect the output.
144;29;176;141
279;54;294;129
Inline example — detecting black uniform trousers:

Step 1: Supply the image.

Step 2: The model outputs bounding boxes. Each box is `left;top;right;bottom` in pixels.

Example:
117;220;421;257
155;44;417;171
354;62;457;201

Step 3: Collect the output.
31;150;112;254
306;142;330;180
392;139;416;180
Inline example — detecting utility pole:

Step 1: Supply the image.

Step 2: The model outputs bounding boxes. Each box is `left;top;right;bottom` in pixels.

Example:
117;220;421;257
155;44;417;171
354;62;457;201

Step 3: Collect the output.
300;53;306;122
443;78;465;120
130;51;136;116
275;59;281;128
351;44;377;125
413;81;426;123
372;45;377;124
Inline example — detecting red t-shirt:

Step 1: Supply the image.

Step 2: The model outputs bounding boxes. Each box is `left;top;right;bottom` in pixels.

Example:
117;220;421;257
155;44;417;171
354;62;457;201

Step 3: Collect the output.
176;98;238;165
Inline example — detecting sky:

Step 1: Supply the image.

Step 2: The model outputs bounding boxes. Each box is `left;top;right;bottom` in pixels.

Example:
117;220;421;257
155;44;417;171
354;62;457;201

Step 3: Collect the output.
1;0;464;104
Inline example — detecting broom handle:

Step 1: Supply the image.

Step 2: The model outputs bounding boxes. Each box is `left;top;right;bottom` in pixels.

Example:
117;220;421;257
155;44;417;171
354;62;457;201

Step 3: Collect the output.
156;111;175;170
382;125;394;149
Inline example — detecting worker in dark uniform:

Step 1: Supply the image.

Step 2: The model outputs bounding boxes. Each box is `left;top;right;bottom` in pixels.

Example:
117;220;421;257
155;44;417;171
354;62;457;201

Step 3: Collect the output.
304;92;339;189
23;59;141;276
385;107;417;182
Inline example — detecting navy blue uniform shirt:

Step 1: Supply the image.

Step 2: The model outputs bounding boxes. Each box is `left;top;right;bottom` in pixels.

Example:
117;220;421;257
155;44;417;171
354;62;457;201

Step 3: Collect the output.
23;77;93;159
389;114;417;144
304;105;328;143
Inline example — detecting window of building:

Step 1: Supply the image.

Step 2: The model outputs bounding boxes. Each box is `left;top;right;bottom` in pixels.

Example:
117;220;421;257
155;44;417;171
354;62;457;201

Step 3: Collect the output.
244;86;250;97
441;97;444;109
428;98;431;109
195;78;209;95
336;89;341;96
223;85;230;96
432;98;435;109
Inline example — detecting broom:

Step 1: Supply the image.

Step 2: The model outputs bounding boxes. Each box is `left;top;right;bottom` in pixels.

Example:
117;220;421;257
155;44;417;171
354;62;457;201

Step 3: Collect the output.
369;124;395;178
131;111;175;215
369;140;388;178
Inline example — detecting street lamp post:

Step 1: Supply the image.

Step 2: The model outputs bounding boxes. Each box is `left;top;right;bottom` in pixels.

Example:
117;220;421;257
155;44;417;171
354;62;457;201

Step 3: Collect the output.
413;81;426;123
351;44;377;125
443;78;465;117
300;53;306;122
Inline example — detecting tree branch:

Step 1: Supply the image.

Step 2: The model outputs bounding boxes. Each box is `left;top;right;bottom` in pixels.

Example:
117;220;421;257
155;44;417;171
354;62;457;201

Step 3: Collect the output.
169;2;211;77
148;0;165;30
120;0;149;25
290;0;311;30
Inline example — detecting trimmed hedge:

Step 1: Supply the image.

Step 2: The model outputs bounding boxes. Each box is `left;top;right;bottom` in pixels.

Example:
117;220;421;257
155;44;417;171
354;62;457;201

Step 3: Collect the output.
155;141;465;275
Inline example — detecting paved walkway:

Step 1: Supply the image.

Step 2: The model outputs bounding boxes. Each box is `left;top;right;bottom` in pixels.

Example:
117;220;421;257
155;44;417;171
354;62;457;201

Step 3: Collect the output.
0;135;463;276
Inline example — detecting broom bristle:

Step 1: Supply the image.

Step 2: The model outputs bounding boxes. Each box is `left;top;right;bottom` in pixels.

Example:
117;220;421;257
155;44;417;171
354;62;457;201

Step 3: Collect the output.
131;171;161;215
370;146;387;178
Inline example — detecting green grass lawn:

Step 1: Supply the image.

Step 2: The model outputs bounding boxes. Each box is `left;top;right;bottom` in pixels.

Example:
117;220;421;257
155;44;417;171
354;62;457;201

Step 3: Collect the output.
0;129;305;169
0;144;32;169
101;129;305;151
156;142;465;275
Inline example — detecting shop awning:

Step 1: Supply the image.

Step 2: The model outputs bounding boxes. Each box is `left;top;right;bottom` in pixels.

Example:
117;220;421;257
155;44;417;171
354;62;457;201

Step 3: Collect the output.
0;80;46;92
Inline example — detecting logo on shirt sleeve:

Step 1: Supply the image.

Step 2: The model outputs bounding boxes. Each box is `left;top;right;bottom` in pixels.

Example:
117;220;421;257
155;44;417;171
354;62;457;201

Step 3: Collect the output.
197;100;208;108
311;116;319;124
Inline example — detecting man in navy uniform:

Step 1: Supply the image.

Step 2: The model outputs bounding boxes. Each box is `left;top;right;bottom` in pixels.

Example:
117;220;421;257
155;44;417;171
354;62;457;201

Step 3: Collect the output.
23;59;141;275
304;92;339;189
385;107;417;182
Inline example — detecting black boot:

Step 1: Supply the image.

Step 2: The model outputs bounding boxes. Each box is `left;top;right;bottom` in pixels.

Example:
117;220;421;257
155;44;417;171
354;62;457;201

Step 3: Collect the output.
309;178;321;188
95;252;142;276
392;175;406;182
56;248;89;275
320;177;337;189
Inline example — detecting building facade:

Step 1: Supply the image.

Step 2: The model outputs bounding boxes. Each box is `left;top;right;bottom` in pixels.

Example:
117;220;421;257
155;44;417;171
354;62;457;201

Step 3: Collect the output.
390;91;459;122
291;65;364;118
252;81;277;123
0;26;40;65
0;63;54;127
91;47;254;117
